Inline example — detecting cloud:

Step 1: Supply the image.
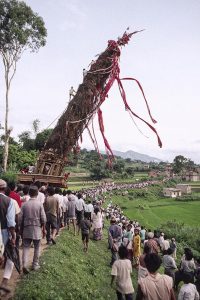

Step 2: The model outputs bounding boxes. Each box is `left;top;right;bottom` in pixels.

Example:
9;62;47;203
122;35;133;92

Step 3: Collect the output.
57;0;86;32
58;20;79;31
193;139;200;144
67;1;86;19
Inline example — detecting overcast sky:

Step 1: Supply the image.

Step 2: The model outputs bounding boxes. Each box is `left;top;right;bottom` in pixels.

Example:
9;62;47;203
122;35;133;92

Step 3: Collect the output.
0;0;200;163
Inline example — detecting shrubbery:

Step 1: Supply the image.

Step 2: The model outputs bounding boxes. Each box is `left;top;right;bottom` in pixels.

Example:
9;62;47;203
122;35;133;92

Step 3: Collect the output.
128;185;163;202
158;221;200;258
176;194;200;202
0;170;17;183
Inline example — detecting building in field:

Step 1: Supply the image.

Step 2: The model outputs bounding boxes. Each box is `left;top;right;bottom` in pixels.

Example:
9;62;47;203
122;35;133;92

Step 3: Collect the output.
148;170;161;178
163;188;182;198
176;184;191;194
184;171;200;182
164;164;174;178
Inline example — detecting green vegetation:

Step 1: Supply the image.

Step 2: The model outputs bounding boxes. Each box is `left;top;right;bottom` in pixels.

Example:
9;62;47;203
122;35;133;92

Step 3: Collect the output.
110;187;200;228
110;184;200;257
14;227;137;300
176;193;200;201
0;128;51;171
67;183;95;190
0;0;47;171
158;221;200;258
190;181;200;185
172;155;195;174
0;169;17;182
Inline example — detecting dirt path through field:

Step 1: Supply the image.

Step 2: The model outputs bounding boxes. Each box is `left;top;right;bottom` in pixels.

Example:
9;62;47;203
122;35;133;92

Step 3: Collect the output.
0;238;48;300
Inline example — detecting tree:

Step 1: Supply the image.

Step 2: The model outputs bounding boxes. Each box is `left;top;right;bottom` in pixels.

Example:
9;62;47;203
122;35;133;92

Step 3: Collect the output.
0;0;47;171
113;160;125;173
186;159;195;171
7;144;37;170
18;130;31;145
18;130;35;150
89;161;111;180
125;158;132;163
32;119;40;137
1;134;17;145
35;129;53;151
172;155;193;174
125;166;135;176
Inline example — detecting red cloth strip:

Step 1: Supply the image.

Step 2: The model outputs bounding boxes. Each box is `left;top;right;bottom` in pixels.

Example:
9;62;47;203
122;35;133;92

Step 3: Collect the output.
86;126;101;157
120;77;157;124
117;78;162;148
98;109;114;161
91;118;102;159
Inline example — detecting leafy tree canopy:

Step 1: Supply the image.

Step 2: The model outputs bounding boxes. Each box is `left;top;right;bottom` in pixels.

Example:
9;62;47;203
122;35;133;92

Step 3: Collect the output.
113;160;125;173
35;128;53;151
0;0;47;171
172;155;195;174
0;0;47;55
32;119;40;136
18;130;35;150
1;134;17;145
18;130;31;144
0;143;37;170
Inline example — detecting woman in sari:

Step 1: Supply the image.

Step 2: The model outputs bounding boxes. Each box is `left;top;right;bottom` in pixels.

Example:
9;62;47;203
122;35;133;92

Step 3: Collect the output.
133;228;141;266
91;207;102;240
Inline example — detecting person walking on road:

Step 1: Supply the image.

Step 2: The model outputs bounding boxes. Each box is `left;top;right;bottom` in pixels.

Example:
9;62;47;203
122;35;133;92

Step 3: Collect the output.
20;185;46;274
0;179;16;294
44;186;59;245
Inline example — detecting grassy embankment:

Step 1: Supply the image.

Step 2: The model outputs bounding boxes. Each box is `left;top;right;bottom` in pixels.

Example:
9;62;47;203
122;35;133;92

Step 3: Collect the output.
14;226;138;300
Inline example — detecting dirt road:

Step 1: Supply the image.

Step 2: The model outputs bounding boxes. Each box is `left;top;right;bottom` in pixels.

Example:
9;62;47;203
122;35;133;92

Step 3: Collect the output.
0;239;48;300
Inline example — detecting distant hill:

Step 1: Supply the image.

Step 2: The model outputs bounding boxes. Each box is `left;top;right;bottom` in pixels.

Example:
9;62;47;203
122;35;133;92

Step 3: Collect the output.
113;150;162;163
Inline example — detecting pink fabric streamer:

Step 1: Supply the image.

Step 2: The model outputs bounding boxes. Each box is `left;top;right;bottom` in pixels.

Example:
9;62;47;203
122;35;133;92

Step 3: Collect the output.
88;30;162;166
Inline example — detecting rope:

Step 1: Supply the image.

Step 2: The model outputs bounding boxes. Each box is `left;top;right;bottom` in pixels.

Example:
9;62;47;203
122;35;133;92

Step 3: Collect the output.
45;111;64;129
128;110;149;138
45;99;100;130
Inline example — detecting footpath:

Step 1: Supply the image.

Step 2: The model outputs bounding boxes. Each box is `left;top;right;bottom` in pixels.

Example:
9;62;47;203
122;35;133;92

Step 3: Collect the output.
0;241;48;300
7;226;125;300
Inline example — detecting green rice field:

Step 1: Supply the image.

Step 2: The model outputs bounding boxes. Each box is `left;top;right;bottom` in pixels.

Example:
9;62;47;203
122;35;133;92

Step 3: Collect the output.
111;195;200;228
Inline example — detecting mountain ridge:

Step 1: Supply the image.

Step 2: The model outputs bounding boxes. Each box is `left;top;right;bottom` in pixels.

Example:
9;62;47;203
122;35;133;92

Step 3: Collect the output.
113;150;162;163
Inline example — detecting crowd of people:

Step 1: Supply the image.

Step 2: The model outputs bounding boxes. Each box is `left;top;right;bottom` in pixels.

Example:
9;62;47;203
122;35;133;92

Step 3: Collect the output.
0;178;104;295
106;202;200;300
0;177;200;300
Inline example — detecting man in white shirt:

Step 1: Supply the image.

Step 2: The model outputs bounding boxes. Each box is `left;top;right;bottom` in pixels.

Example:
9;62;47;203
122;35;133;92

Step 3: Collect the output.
75;193;85;234
161;236;170;252
75;194;85;212
158;232;165;247
136;253;175;300
111;246;134;299
54;188;64;233
84;200;93;221
69;86;76;100
62;190;68;227
34;181;45;204
178;272;199;300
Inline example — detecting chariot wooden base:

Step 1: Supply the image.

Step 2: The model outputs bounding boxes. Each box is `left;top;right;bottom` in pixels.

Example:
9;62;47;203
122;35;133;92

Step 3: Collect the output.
17;173;67;187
